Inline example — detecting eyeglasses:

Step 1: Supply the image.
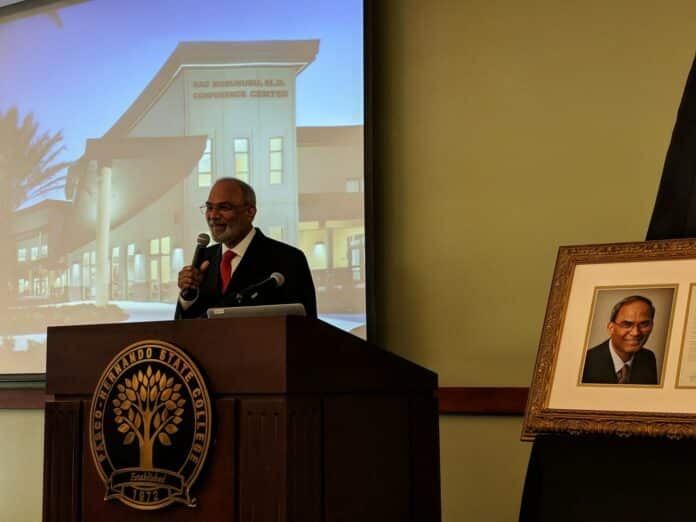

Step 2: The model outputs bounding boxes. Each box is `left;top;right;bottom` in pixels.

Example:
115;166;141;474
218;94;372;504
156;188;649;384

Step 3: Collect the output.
199;202;249;215
611;320;653;331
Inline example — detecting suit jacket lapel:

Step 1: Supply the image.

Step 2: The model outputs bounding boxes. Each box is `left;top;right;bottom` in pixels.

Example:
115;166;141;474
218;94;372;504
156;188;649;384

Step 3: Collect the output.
600;342;620;383
631;349;651;384
204;244;223;296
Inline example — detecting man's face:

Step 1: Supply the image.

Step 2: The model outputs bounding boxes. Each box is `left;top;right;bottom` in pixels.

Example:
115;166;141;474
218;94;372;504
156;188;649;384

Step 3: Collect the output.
205;180;256;247
607;301;654;361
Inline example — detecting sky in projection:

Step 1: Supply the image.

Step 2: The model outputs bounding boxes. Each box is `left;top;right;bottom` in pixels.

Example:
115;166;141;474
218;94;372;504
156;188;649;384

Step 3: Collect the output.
0;0;363;203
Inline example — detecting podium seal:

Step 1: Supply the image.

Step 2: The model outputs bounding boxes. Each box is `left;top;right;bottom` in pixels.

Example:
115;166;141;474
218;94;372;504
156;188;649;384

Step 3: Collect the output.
88;339;212;510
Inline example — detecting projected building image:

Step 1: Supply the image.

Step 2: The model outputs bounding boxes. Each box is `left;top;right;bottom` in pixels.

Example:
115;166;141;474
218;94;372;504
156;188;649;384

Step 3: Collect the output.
7;40;365;372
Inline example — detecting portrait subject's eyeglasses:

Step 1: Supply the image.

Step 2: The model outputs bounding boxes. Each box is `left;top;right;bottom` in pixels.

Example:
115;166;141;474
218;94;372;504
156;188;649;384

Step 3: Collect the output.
611;320;653;331
199;202;249;215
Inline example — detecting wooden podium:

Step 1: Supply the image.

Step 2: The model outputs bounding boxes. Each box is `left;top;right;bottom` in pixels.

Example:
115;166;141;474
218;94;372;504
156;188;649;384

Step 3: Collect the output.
43;316;440;521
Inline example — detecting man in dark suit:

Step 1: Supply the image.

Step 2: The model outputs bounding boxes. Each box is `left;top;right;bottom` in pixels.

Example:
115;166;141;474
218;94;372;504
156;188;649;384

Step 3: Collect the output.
175;178;316;319
581;295;658;385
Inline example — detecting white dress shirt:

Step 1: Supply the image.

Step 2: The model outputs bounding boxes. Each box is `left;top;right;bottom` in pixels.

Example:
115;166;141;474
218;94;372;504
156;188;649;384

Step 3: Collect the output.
179;227;256;309
608;339;634;373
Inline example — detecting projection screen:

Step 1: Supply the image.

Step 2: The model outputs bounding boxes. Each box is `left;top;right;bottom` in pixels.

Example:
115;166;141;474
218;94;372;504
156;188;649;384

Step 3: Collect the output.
0;0;367;376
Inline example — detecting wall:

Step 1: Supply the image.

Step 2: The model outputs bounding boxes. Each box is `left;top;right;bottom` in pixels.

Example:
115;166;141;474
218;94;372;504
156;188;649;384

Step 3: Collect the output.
373;0;696;520
0;410;43;522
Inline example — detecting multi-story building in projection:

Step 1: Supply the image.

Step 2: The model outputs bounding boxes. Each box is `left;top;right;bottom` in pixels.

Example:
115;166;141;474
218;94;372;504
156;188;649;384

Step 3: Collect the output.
10;40;365;319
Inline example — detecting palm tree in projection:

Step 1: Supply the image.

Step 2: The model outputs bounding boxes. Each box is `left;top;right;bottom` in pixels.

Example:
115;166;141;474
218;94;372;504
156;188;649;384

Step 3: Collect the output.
0;106;70;305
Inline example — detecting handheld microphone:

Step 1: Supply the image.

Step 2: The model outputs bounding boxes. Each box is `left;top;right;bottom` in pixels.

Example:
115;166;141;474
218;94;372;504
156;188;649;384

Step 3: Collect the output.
234;272;285;304
181;233;211;300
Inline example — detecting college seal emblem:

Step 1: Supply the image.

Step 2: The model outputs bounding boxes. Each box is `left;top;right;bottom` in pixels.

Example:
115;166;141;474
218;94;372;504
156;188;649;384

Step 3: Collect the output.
88;339;212;510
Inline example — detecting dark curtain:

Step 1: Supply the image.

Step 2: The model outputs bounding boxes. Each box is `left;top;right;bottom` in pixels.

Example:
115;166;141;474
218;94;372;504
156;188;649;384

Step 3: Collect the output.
647;53;696;240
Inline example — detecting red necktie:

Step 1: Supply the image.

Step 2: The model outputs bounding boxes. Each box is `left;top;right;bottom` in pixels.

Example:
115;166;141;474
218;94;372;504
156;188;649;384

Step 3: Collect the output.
220;250;236;293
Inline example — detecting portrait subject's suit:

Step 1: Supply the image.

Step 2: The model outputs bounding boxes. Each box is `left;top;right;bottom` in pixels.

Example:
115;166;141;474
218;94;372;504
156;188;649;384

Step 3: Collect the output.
175;228;317;319
581;340;658;384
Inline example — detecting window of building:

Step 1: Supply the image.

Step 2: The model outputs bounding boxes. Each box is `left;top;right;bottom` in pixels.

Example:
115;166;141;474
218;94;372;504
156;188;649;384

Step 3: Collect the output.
234;138;250;182
127;243;136;300
52;273;66;298
198;137;213;187
268;226;284;241
309;239;328;270
346;178;362;193
161;237;171;283
269;137;283;185
40;233;48;258
149;236;171;301
347;234;365;282
19;234;48;262
33;276;48;297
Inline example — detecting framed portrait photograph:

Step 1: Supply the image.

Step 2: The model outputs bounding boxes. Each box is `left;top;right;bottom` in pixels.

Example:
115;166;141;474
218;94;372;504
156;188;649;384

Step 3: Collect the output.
522;239;696;440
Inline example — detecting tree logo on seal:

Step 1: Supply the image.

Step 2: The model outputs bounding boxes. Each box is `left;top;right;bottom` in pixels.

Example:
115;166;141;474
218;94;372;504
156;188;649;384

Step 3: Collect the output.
89;340;212;510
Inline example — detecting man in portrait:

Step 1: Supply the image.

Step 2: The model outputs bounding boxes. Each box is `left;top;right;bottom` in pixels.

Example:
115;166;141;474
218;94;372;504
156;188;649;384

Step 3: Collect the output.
581;295;658;385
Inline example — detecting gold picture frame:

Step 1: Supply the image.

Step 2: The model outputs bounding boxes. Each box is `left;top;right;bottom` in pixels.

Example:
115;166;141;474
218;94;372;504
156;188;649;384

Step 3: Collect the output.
522;238;696;440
